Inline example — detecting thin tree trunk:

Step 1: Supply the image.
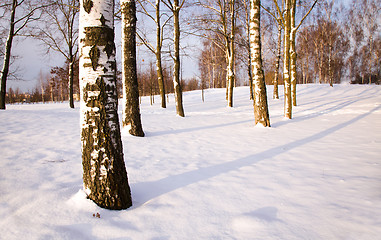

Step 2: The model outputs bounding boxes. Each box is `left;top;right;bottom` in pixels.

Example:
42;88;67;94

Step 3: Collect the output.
121;0;145;137
155;0;166;108
273;18;281;99
173;0;185;117
227;0;235;107
290;0;297;106
68;53;75;108
0;0;17;110
283;0;292;119
79;0;132;210
250;0;270;127
248;55;254;100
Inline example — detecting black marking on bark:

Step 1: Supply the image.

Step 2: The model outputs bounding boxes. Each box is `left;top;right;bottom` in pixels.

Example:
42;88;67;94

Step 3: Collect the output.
89;46;100;71
83;0;93;14
104;43;115;59
100;14;106;26
81;27;114;47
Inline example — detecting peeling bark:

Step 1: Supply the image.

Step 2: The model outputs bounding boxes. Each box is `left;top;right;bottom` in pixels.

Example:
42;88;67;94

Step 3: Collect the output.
79;0;132;210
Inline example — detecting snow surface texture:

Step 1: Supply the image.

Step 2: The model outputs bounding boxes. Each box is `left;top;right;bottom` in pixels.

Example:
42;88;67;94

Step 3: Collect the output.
0;85;380;239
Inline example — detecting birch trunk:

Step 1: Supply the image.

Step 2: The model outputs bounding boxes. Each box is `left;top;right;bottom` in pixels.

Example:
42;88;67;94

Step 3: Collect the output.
250;0;270;127
0;0;17;110
227;0;235;107
79;0;132;210
290;0;297;106
283;0;292;119
121;0;145;137
172;0;185;117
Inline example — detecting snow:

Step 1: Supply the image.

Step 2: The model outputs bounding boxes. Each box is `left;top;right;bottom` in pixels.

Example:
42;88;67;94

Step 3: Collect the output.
1;84;381;239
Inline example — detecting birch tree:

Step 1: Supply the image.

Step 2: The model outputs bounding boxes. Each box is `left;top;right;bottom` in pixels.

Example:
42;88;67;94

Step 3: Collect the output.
250;0;270;127
271;0;317;117
121;0;145;137
79;0;132;209
163;0;185;117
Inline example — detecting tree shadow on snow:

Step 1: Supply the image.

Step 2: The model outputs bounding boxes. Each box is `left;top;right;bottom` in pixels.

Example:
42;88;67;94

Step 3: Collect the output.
147;119;252;137
272;87;380;128
131;105;381;208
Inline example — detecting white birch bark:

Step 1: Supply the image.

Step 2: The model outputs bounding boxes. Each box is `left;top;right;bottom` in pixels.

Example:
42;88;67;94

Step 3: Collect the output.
250;0;270;127
79;0;132;210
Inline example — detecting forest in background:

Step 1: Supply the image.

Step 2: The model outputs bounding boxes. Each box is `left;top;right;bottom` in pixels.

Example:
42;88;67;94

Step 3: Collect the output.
1;0;380;104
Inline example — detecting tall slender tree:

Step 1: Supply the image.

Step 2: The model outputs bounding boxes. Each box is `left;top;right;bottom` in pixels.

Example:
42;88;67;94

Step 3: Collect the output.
136;0;169;108
121;0;145;137
250;0;270;127
79;0;132;209
0;0;48;110
163;0;185;117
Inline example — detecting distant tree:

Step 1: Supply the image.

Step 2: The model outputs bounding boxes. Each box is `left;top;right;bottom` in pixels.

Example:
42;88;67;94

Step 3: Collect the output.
346;0;381;84
198;37;227;89
49;59;79;102
197;0;237;107
136;0;170;108
121;0;145;137
79;0;132;209
35;0;79;108
250;0;270;127
163;0;185;117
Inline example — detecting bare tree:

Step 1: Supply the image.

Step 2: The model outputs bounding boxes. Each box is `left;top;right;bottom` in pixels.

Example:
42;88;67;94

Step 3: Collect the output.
0;0;49;110
346;0;381;84
163;0;185;117
136;0;171;108
35;0;79;108
79;0;132;210
270;0;317;117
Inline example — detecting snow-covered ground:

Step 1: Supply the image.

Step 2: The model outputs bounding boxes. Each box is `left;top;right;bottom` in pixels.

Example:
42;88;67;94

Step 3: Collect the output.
0;84;380;239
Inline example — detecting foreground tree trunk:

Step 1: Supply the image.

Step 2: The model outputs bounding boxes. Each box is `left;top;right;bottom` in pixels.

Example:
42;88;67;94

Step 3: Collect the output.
0;0;17;110
79;0;132;209
121;0;145;137
250;0;270;127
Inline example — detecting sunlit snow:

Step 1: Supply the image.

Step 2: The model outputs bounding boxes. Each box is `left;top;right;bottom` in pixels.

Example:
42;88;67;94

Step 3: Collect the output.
0;84;380;239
